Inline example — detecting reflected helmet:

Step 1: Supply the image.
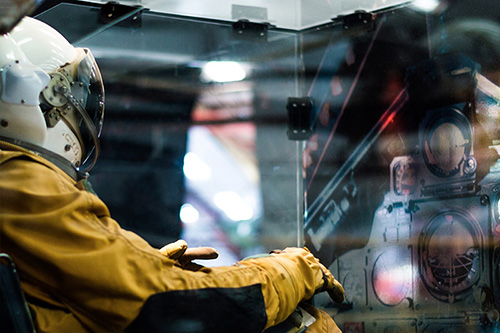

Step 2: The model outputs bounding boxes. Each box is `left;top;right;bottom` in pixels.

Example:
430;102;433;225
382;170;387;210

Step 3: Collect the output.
0;16;104;172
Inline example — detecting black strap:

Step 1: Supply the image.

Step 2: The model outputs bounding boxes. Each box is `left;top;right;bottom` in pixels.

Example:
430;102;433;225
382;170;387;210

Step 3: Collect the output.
0;136;88;181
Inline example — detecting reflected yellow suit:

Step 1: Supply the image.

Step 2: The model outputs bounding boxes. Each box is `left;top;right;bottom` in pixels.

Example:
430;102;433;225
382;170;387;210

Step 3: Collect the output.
0;141;342;333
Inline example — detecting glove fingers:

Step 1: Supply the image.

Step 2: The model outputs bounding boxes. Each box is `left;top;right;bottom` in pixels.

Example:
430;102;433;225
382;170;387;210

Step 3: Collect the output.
179;247;219;264
327;278;345;304
268;246;346;304
318;261;345;304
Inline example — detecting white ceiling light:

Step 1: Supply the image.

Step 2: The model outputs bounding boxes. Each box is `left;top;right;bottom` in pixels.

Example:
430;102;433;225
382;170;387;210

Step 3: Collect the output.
213;191;254;221
180;203;200;223
411;0;440;12
201;61;247;83
183;152;212;181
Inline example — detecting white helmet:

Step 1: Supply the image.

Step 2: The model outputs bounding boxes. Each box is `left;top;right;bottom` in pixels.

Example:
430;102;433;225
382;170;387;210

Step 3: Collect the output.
0;16;104;174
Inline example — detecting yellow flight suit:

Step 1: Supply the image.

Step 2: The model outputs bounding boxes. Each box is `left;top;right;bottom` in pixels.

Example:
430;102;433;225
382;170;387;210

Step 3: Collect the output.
0;140;341;332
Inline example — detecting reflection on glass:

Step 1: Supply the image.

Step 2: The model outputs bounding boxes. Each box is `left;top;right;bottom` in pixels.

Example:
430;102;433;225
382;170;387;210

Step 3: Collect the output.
35;1;500;330
419;211;482;303
372;248;412;306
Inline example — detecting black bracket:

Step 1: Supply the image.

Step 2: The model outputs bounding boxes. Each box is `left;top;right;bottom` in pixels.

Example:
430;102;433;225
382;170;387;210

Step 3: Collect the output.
99;1;144;28
336;10;375;37
287;97;313;141
232;20;270;42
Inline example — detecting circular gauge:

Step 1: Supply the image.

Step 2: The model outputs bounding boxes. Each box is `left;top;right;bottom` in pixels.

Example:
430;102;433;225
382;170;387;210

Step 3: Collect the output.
343;272;366;306
419;211;482;303
393;157;417;196
372;248;412;306
421;107;472;178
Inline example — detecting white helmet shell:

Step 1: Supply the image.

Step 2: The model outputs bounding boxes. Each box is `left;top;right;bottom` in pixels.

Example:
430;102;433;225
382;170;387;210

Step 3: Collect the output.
0;33;48;146
0;31;26;66
0;17;103;170
10;17;77;72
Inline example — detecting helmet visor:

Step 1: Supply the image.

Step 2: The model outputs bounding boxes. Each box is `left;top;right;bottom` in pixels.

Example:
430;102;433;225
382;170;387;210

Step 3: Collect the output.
76;48;104;168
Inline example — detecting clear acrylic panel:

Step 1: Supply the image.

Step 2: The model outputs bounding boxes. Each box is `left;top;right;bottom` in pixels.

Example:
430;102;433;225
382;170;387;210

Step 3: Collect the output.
301;1;500;331
81;0;410;30
36;2;304;265
36;0;500;331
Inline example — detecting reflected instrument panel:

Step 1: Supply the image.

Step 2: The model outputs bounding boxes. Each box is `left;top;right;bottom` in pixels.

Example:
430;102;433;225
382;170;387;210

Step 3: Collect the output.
305;47;500;331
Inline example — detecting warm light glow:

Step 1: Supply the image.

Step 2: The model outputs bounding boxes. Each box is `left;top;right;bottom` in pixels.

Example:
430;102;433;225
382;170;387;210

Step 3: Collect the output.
179;203;200;224
213;191;254;221
183;152;212;181
201;61;247;83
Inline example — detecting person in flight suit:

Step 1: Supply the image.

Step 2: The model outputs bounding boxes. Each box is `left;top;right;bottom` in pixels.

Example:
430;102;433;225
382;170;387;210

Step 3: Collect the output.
0;16;345;332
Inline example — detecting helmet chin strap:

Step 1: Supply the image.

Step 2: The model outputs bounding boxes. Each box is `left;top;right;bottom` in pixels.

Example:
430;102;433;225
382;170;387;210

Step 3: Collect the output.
0;135;89;181
54;84;100;172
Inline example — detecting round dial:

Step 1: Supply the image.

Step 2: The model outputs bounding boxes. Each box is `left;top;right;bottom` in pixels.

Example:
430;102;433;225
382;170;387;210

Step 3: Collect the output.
419;211;482;303
342;272;366;306
372;247;412;306
421;107;472;178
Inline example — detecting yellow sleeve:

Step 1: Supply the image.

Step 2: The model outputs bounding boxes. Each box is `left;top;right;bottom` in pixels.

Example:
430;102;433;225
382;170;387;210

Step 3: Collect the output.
0;151;324;332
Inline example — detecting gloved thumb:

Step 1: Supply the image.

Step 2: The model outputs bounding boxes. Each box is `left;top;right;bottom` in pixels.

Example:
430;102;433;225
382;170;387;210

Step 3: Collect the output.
159;239;188;260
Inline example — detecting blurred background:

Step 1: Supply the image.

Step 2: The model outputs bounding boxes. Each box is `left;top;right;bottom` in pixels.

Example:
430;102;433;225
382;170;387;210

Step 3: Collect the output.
10;0;500;331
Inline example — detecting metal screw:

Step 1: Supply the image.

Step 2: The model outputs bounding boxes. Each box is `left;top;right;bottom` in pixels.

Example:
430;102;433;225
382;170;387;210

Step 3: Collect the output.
0;119;8;127
64;144;71;152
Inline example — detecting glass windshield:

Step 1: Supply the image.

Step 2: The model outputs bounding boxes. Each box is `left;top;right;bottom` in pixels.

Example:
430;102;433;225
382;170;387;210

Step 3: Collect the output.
35;1;500;331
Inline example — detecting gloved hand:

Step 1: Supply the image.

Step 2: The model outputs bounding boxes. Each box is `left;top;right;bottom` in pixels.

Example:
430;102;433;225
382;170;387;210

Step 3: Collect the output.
270;247;345;304
159;239;218;270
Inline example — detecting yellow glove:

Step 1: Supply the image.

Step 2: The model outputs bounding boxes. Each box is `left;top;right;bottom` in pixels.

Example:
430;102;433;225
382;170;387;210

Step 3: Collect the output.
159;239;219;270
270;247;345;304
